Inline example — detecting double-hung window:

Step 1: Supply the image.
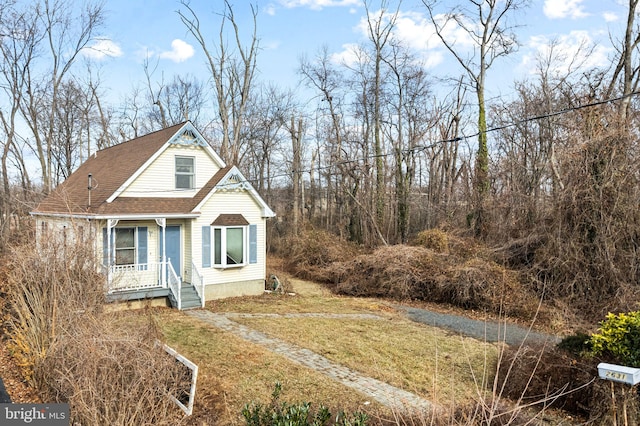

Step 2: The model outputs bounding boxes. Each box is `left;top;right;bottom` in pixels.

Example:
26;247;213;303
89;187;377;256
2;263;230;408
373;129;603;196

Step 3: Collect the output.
103;226;148;267
175;156;195;189
115;228;135;265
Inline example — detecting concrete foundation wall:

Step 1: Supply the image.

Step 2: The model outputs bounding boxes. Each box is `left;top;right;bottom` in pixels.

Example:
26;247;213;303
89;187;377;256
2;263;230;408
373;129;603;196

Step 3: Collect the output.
204;279;265;300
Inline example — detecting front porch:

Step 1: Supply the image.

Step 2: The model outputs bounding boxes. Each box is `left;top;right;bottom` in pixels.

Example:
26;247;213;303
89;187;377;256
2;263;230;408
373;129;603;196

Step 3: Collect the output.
104;260;205;310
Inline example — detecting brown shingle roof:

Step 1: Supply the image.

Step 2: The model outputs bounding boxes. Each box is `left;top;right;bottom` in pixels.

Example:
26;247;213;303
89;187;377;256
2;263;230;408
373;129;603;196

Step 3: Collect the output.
211;214;249;226
32;122;229;217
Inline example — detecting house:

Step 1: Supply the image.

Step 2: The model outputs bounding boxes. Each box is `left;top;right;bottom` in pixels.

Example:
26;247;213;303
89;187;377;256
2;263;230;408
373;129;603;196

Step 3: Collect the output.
31;121;276;309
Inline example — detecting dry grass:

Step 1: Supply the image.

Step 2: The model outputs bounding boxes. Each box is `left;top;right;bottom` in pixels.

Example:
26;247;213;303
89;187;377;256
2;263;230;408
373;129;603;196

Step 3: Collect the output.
232;316;500;405
155;310;388;425
134;275;512;424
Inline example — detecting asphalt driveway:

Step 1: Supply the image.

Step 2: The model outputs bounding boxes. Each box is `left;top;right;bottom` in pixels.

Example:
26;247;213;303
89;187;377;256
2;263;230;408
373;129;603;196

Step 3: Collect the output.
397;305;560;347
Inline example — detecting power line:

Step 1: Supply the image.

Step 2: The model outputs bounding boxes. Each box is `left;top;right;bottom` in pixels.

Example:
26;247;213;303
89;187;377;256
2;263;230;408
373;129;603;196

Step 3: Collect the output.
247;90;640;184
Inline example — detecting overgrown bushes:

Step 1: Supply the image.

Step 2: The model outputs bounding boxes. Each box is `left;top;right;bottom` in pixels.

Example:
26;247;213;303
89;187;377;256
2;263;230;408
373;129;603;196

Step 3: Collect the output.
2;236;187;425
278;228;541;320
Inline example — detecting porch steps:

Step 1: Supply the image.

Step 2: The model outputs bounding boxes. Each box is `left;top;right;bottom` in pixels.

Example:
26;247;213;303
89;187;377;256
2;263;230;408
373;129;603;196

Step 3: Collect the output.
170;283;203;310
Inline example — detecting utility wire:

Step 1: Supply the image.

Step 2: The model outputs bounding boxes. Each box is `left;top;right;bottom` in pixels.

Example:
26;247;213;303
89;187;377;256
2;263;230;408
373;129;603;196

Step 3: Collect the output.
245;90;640;184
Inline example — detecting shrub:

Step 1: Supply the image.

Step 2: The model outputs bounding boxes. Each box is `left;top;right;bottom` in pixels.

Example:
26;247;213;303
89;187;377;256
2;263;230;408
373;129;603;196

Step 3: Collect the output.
589;311;640;367
413;229;449;253
279;229;362;283
2;236;187;425
242;382;368;426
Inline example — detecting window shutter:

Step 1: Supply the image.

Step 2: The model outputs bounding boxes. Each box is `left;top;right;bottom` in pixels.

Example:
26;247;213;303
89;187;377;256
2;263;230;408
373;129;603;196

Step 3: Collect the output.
137;227;148;269
202;226;211;268
249;224;257;264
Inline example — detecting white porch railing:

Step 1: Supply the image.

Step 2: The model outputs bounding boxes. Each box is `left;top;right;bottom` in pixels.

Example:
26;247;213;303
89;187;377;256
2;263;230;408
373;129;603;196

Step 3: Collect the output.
107;261;166;293
167;261;182;310
191;260;205;308
105;260;186;310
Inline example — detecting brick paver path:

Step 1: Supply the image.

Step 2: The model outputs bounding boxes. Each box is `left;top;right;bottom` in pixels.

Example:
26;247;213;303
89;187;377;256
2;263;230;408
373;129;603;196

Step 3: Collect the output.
185;310;433;414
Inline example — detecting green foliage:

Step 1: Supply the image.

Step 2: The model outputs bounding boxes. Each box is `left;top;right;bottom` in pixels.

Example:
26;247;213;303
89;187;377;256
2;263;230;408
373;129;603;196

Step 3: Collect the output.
557;332;592;356
242;382;368;426
590;311;640;366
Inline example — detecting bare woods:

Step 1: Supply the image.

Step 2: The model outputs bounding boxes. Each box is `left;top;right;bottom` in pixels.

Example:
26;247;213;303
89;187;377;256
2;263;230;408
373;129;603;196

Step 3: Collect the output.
1;1;640;321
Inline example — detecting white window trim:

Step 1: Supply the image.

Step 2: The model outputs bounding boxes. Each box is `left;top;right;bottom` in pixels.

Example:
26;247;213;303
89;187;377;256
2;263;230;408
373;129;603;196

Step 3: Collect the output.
175;155;195;190
115;227;137;266
213;225;247;269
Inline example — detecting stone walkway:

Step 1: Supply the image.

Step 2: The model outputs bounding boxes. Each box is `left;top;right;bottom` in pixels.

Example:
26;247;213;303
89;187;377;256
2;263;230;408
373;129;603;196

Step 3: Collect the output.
185;310;433;414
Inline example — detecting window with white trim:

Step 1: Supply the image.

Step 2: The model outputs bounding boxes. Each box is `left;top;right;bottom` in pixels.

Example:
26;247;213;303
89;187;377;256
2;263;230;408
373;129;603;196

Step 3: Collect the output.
115;227;135;265
204;215;257;269
103;226;148;267
213;226;246;267
175;156;195;189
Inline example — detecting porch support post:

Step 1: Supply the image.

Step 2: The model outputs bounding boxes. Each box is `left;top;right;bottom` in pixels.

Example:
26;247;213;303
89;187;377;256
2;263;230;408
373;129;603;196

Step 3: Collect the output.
156;218;167;287
106;219;119;288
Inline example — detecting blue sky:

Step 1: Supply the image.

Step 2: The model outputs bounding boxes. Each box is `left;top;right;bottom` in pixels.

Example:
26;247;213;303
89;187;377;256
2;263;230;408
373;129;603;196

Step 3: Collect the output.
84;0;629;103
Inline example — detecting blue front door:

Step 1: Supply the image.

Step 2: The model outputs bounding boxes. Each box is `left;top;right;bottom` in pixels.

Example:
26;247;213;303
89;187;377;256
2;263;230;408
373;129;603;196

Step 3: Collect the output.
160;225;181;278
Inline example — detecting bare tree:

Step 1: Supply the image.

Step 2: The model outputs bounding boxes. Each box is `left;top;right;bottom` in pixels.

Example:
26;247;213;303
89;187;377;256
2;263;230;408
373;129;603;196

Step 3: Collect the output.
288;116;305;233
19;0;105;192
299;46;347;234
364;0;399;227
423;0;526;237
382;42;434;242
179;0;258;165
0;3;42;249
605;0;640;124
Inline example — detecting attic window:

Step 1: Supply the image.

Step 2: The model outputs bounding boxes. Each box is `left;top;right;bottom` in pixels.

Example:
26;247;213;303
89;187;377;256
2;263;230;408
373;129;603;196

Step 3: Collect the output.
175;156;194;189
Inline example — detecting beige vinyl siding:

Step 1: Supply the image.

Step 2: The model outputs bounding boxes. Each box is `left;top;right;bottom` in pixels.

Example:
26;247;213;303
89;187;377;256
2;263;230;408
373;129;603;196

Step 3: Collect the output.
193;190;268;292
122;144;221;198
36;217;101;254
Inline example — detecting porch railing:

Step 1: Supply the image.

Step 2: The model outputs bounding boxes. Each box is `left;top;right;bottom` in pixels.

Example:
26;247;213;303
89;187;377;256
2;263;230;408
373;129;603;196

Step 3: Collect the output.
107;261;166;293
167;260;181;310
191;261;205;308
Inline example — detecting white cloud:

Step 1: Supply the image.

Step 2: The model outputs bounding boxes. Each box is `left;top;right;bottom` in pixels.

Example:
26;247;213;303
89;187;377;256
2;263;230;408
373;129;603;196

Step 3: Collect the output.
263;40;281;50
543;0;588;19
330;42;360;67
520;31;611;77
347;9;472;69
279;0;359;10
603;11;618;22
159;39;194;63
81;38;122;60
264;4;277;16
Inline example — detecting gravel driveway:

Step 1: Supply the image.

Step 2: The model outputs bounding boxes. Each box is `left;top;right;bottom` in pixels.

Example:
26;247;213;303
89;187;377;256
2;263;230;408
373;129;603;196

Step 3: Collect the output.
397;305;560;347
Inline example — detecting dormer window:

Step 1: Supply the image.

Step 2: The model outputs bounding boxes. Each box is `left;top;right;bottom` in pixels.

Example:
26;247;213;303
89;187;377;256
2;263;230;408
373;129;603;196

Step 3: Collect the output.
175;156;194;189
